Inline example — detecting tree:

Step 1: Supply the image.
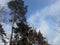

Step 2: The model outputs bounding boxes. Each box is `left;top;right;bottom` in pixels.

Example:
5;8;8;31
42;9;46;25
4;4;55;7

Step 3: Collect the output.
8;0;49;45
37;31;49;45
8;0;27;45
14;21;32;45
0;24;7;45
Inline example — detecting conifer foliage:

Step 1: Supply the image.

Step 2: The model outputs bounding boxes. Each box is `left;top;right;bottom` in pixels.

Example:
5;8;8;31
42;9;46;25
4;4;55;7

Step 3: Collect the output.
0;24;7;45
8;0;49;45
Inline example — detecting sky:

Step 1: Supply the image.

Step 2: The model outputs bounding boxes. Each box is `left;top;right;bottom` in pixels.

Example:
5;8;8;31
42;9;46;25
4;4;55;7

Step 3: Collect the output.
0;0;60;45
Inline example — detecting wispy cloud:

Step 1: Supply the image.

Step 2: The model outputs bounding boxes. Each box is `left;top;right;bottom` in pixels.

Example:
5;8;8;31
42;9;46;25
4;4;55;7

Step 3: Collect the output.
0;0;60;45
28;0;60;45
0;0;9;6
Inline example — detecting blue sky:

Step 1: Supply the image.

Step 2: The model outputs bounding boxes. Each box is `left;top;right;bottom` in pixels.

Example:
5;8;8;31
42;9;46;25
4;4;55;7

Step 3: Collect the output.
0;0;60;45
24;0;57;17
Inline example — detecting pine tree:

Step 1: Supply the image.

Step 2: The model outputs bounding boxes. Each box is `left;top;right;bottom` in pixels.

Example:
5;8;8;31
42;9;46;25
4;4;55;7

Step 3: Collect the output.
8;0;27;45
28;30;50;45
0;24;7;45
14;21;32;45
8;0;49;45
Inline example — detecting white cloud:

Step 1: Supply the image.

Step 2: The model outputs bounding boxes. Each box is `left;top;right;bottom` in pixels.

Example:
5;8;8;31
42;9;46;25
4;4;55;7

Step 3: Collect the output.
0;40;4;45
53;34;60;45
0;0;60;45
40;0;60;16
28;0;60;45
0;0;9;6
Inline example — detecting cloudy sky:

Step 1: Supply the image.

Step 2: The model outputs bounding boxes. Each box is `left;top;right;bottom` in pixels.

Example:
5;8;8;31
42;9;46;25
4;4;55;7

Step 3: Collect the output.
0;0;60;45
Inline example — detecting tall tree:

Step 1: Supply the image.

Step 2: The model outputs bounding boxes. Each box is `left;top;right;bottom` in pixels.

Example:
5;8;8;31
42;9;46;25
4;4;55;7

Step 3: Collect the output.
8;0;49;45
8;0;27;45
